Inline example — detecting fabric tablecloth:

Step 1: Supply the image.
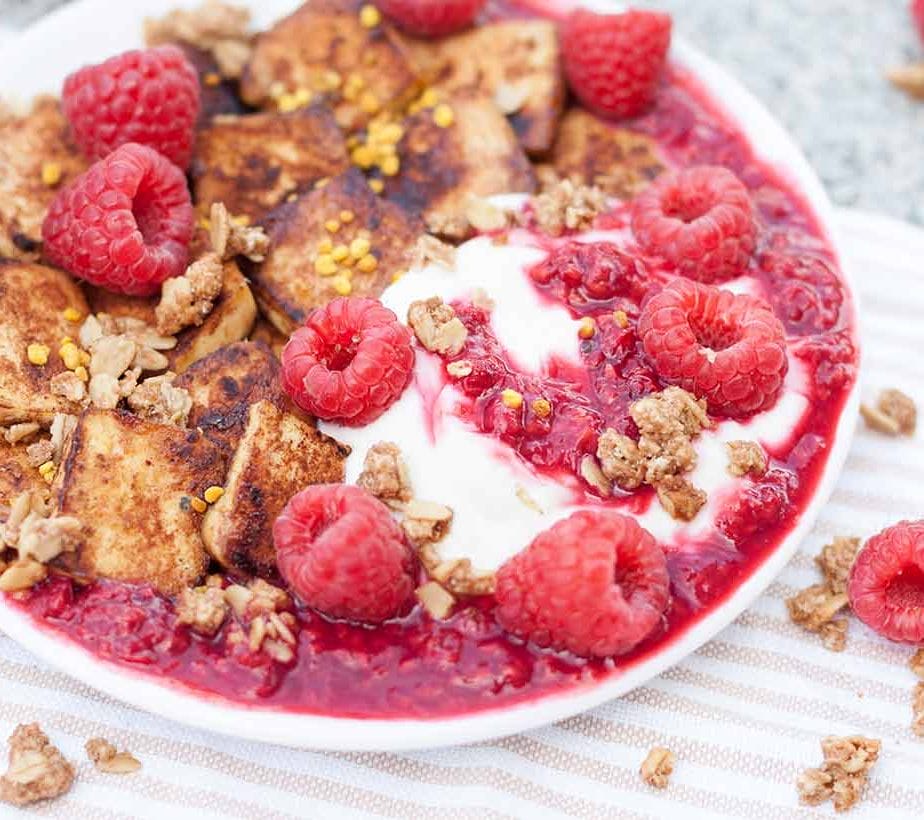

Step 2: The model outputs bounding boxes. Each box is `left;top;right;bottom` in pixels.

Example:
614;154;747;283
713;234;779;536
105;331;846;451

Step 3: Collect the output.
0;208;919;819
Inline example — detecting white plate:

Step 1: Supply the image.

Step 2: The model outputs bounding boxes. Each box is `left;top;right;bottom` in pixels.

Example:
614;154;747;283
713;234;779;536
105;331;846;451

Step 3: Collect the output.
0;0;860;751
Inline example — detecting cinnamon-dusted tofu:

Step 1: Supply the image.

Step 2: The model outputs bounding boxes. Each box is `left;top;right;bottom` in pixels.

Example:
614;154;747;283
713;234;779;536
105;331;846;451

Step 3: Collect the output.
550;108;666;199
249;317;288;357
385;91;535;238
251;169;425;334
0;96;87;261
202;400;348;577
402;20;564;155
0;438;44;506
174;341;286;454
84;260;257;373
52;409;225;594
191;108;350;222
0;260;90;425
240;0;421;131
177;44;249;126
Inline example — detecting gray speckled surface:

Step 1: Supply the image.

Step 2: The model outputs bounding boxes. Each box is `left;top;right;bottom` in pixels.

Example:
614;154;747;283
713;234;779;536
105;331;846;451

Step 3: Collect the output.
3;0;923;222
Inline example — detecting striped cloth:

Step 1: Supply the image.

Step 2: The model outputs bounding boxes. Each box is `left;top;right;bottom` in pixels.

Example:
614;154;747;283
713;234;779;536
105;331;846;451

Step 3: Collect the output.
0;208;921;819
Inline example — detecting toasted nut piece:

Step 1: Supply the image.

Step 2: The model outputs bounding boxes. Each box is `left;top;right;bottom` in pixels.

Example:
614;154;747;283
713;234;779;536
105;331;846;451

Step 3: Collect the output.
0;559;47;592
415;582;455;619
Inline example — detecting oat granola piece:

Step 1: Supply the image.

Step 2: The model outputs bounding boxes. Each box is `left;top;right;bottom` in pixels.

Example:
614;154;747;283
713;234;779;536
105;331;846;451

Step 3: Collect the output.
860;388;917;436
0;723;74;807
726;440;768;477
247;578;291;617
415;581;455;619
419;546;497;596
787;584;849;633
911;681;924;737
0;559;47;592
911;648;924;679
401;500;453;546
25;440;54;468
126;374;193;426
639;746;675;790
820;618;849;652
176;584;228;636
797;766;835;807
816;536;861;596
596;429;644;490
87;374;120;410
15;514;82;564
525;176;607;237
463;195;510;233
356;442;412;508
579;454;612;496
209;202;270;262
656;476;707;522
49;371;87;404
798;735;881;812
155;252;225;335
49;413;77;464
407;234;457;271
632;387;709;484
3;423;40;445
407;297;468;356
85;737;142;774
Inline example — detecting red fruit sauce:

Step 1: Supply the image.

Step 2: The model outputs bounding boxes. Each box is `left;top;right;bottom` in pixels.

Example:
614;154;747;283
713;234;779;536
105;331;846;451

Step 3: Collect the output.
8;15;857;720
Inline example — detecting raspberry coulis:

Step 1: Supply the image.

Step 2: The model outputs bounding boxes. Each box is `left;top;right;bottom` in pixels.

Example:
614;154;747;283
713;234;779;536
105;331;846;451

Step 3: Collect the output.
11;59;857;719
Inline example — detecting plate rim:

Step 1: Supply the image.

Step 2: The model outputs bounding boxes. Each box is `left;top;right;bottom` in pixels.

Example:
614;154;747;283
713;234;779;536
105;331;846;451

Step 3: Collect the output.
0;0;861;751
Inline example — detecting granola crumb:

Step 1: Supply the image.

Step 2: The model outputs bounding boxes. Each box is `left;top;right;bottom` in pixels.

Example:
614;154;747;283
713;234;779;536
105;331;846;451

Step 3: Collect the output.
407;297;468;356
25;440;54;468
860;388;916;436
726;440;767;477
0;723;74;807
401;499;453;546
816;536;861;596
407;234;456;271
820;618;849;652
356;442;412;508
155;252;224;335
209;201;269;262
126;374;193;426
596;429;644;490
632;387;709;485
787;584;849;633
888;63;924;100
415;581;455;619
525;176;607;237
49;371;88;404
3;423;40;445
579;454;612;496
85;737;142;774
913;682;924;737
639;746;674;790
176;585;228;636
797;736;880;812
910;648;924;680
463;195;510;233
656;476;707;522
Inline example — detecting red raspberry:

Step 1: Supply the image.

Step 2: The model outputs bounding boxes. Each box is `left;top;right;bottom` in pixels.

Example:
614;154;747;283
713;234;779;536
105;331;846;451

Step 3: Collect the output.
495;511;669;658
632;166;757;283
848;521;924;643
758;251;844;335
914;0;924;43
41;143;194;296
274;484;416;624
281;297;414;426
62;45;200;169
561;9;672;120
375;0;486;37
638;278;788;418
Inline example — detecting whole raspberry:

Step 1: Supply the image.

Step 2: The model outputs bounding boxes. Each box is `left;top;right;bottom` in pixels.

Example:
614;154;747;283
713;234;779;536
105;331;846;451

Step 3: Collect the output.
632;166;757;283
274;484;416;624
495;511;669;658
281;297;415;426
638;278;788;418
914;0;924;43
848;521;924;644
375;0;486;37
561;9;672;120
42;143;194;296
757;251;845;335
62;45;200;168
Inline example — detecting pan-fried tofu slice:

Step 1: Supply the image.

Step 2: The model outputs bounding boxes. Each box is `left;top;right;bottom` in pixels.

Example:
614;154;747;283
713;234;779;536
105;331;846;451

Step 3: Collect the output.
83;260;257;374
191;107;350;222
52;409;225;594
402;20;564;155
0;437;44;506
202;399;348;577
177;44;249;126
0;96;87;261
384;92;535;238
0;260;90;425
240;0;421;131
250;169;425;334
248;317;288;358
550;108;666;199
174;340;286;454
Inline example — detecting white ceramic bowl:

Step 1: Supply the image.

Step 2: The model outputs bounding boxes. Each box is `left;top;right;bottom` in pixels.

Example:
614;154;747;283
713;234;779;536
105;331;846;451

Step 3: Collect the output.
0;0;859;751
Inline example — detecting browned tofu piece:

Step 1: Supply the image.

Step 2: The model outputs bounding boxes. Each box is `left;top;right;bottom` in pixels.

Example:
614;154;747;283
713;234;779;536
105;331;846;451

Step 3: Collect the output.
176;44;249;126
550;108;666;199
84;261;257;374
249;317;288;357
250;169;425;334
402;20;564;155
52;409;225;594
0;438;44;506
385;92;535;238
0;260;89;425
0;96;87;261
191;107;350;222
240;0;421;131
202;399;348;577
174;340;286;454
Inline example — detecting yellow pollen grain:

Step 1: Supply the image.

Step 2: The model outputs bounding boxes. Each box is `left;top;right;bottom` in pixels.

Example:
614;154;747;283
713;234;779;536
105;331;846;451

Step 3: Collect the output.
433;103;455;128
204;486;225;504
26;343;49;366
38;461;56;483
419;88;439;108
349;237;371;258
531;398;552;418
391;271;405;284
578;317;596;339
198;216;211;230
359;4;381;27
41;161;62;187
369;179;385;194
74;365;88;383
232;214;250;227
59;342;85;370
356;254;378;273
314;177;330;190
62;307;82;323
331;274;353;296
190;497;207;513
203;72;221;87
314;254;338;276
501;389;523;410
359;91;381;114
379;122;404;144
351;145;376;169
613;309;629;328
331;244;350;263
380;155;400;176
339;209;355;224
317;237;334;254
324;218;341;233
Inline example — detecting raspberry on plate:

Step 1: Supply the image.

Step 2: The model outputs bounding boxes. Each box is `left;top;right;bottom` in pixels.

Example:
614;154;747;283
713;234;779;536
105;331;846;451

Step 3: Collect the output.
374;0;486;37
62;45;200;169
495;511;669;658
848;521;924;643
274;484;416;624
42;142;194;296
632;166;757;283
281;297;415;426
638;277;788;418
914;0;924;44
561;8;672;120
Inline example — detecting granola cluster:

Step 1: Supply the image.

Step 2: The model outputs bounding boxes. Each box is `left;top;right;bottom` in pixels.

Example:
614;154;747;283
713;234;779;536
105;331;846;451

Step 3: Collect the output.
208;201;270;263
221;578;299;664
356;441;412;509
0;724;74;807
725;440;768;477
911;650;924;738
407;234;457;272
524;174;607;237
84;738;142;774
155;252;224;335
860;388;917;436
407;297;468;356
797;736;880;812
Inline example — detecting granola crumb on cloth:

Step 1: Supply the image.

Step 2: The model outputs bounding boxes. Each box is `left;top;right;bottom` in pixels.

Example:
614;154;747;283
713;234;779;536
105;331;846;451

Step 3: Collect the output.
860;388;917;436
797;735;880;812
0;723;74;807
85;737;142;774
639;746;675;789
913;682;924;738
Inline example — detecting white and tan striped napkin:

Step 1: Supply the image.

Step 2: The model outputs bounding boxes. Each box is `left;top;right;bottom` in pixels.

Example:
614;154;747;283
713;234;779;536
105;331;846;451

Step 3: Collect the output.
0;208;921;820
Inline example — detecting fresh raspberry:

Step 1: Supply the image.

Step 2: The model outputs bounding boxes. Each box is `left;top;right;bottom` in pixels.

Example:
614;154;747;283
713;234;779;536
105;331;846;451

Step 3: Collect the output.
716;467;798;545
274;484;416;624
281;297;414;426
62;45;200;168
561;9;672;119
495;511;669;658
848;521;924;643
632;166;757;283
793;329;858;401
375;0;486;37
638;278;788;418
757;251;844;335
914;0;924;44
41;143;194;296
